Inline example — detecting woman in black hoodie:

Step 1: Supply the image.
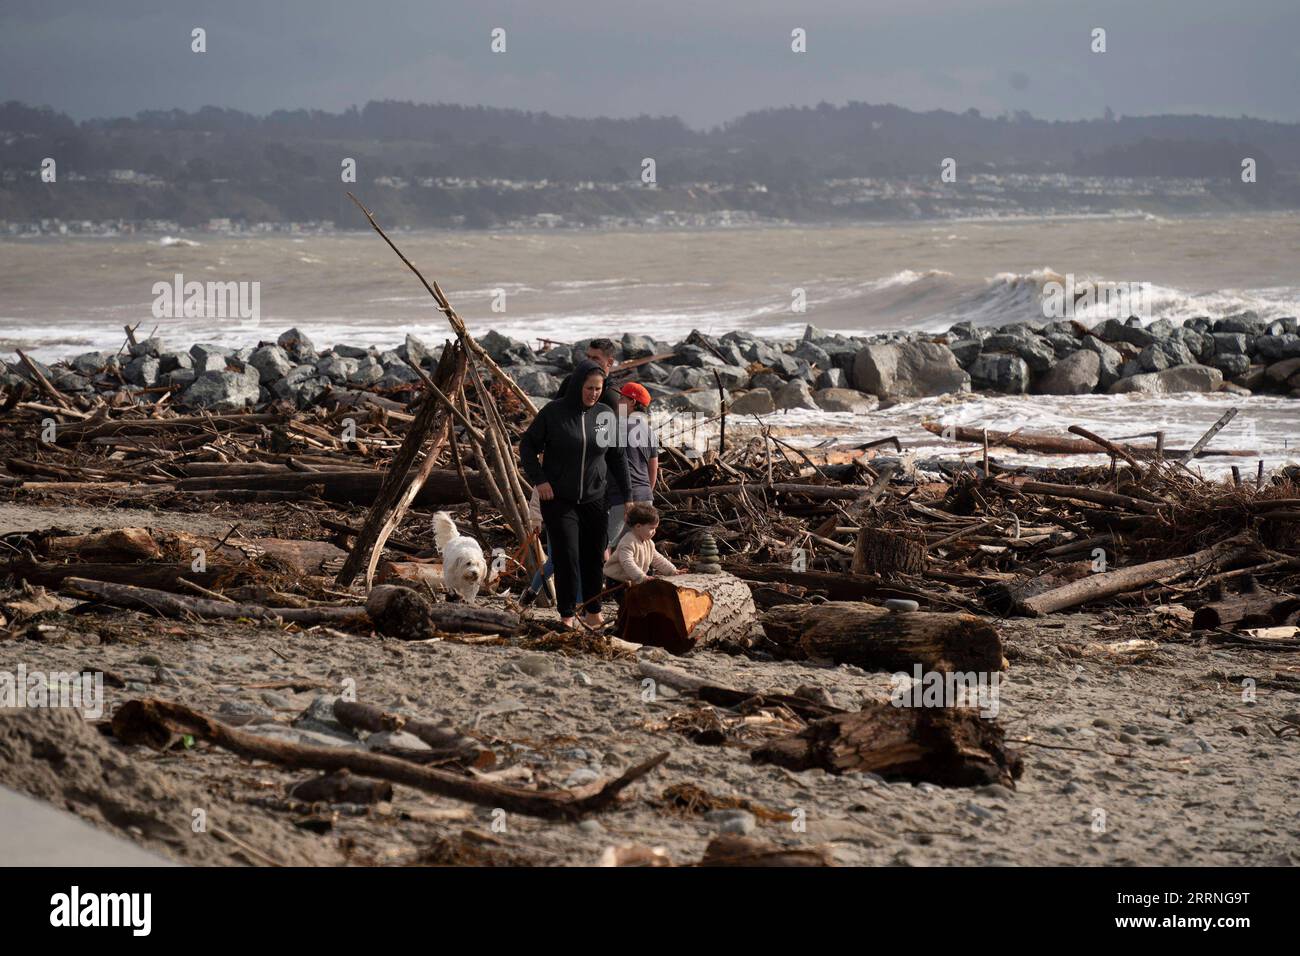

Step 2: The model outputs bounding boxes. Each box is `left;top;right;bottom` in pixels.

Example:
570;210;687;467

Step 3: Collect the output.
519;359;631;628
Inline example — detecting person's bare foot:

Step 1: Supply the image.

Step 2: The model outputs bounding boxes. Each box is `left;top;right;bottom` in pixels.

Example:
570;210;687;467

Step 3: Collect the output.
560;616;576;629
582;612;604;629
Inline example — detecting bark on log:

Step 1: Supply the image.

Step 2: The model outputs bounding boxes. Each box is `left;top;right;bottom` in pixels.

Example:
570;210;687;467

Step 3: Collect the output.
60;577;367;626
982;560;1093;615
1017;539;1256;616
851;527;926;575
1191;593;1300;631
760;601;1003;673
332;699;493;769
752;701;1022;788
41;527;162;561
365;584;520;638
615;572;756;655
112;698;666;820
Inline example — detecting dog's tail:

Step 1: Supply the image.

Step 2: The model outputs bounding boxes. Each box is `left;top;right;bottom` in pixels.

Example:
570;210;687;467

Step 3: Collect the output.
432;511;459;552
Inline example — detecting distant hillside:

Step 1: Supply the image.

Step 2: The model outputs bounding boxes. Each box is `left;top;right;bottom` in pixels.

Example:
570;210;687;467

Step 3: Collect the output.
3;99;1298;229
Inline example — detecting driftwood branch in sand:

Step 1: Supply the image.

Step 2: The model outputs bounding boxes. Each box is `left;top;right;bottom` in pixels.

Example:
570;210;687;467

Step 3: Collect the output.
332;699;494;769
60;577;367;627
1015;538;1257;616
111;698;667;820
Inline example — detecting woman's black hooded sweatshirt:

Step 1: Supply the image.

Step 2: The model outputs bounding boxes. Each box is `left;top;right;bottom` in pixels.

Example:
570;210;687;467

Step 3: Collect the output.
519;359;632;505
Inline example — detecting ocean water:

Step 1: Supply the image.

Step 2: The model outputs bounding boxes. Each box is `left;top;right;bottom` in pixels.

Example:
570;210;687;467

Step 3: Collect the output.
1;215;1298;470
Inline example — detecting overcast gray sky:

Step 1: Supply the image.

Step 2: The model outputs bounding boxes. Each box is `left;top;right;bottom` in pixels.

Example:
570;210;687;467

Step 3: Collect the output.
2;0;1297;127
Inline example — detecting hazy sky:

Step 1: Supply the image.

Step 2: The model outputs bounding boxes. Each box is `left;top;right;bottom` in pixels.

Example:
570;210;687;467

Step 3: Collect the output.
2;0;1298;127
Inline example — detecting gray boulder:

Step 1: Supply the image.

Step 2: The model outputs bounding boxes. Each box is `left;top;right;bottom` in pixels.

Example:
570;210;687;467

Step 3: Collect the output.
666;365;717;391
729;388;775;415
123;355;161;387
190;343;234;374
1081;335;1124;388
817;368;849;389
1255;334;1300;361
316;354;359;384
249;344;294;383
947;338;983;368
182;366;261;410
1214;312;1266;336
773;379;819;411
1212;332;1251;355
1036;349;1101;395
347;358;384;386
851;342;969;398
276;328;318;363
1137;340;1194;372
158;351;192;374
70;351;110;374
1107;365;1224;395
813;388;877;413
969;353;1030;393
400;333;435;368
620;333;658;360
1209;353;1250;376
665;390;723;415
332;344;371;360
514;366;562;397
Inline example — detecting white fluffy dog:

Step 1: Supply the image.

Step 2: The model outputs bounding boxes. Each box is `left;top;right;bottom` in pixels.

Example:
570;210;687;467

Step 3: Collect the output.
433;511;487;603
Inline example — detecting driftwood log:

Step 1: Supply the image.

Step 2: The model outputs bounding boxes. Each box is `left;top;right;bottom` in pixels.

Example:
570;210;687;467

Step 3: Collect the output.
615;572;756;654
111;698;666;820
1015;537;1256;616
60;577;367;626
760;601;1003;673
174;468;485;506
365;584;519;638
332;699;493;768
752;701;1022;787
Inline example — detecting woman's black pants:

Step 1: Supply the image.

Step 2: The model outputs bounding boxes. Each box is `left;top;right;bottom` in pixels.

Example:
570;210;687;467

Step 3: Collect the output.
540;497;606;617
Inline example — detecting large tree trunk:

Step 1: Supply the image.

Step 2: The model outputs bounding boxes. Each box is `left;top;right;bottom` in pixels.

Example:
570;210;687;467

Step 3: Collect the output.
615;572;756;655
752;701;1022;788
760;601;1003;673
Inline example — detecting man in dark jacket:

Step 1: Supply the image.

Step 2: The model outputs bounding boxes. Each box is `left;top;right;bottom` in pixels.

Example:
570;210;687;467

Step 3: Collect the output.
520;359;631;628
554;338;621;409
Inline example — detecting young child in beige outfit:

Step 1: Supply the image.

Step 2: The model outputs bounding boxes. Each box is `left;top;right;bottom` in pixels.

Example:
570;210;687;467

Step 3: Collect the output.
603;503;680;599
